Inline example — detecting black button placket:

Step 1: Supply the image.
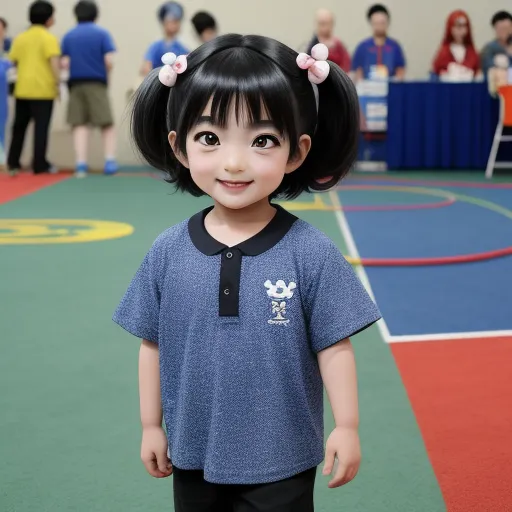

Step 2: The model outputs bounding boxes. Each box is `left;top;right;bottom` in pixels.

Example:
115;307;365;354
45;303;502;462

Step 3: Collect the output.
219;248;242;317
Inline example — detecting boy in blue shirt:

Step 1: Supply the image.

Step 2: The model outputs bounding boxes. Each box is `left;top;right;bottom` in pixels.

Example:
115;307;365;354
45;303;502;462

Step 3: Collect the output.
141;1;188;76
61;0;117;177
352;4;406;81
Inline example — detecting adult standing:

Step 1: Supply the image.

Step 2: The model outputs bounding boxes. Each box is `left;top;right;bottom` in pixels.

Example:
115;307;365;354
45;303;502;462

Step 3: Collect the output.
352;4;406;81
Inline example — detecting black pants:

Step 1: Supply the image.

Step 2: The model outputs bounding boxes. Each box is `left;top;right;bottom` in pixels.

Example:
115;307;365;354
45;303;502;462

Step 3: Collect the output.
7;99;54;173
173;467;317;512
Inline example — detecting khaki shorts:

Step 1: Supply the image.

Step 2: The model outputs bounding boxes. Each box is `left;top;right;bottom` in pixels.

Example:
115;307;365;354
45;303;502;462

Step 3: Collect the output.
67;82;113;128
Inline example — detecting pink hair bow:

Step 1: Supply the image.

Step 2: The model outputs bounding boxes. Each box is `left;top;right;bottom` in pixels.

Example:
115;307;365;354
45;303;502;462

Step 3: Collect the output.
158;52;188;87
296;43;330;84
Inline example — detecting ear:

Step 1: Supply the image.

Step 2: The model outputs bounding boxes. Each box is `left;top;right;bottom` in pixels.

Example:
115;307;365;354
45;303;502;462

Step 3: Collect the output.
168;131;190;168
285;134;312;174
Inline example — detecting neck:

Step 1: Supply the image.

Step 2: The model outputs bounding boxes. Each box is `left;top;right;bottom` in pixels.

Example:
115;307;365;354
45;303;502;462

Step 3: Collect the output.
498;36;509;45
210;198;276;228
373;35;386;45
165;35;176;42
204;198;277;246
318;34;332;43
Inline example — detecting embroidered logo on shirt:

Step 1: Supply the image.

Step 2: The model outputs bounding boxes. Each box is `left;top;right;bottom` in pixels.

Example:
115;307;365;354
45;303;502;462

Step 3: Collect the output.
264;280;296;325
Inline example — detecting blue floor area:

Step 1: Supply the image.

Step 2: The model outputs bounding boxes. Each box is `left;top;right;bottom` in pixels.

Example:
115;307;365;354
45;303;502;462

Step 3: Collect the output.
365;258;512;335
342;187;512;336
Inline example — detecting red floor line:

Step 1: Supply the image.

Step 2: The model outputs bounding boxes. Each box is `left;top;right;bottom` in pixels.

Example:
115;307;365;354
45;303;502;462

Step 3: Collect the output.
0;173;70;205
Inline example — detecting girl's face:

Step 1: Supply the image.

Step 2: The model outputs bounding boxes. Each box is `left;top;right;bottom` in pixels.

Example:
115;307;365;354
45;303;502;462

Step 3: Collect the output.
170;99;311;210
451;17;468;43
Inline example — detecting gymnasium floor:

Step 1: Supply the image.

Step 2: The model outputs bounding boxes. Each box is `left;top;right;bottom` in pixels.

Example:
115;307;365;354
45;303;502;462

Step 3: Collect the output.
1;169;511;512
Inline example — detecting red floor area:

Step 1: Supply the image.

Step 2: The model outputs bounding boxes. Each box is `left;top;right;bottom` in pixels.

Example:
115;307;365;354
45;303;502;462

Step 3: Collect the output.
392;337;512;512
0;173;69;205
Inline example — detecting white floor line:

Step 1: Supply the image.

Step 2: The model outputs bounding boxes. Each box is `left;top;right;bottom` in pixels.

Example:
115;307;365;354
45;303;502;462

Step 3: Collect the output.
328;190;392;343
387;330;512;343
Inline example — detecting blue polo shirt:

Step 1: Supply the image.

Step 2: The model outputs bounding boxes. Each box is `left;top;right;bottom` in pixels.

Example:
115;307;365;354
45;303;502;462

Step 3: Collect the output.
113;205;381;485
61;23;115;84
352;37;406;79
144;39;188;70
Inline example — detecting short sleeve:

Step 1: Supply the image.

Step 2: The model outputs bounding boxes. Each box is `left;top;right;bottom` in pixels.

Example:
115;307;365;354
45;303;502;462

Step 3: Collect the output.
102;31;116;54
112;245;161;344
306;244;381;353
351;42;364;71
8;38;18;63
61;34;69;56
395;42;406;69
44;35;61;59
144;41;158;62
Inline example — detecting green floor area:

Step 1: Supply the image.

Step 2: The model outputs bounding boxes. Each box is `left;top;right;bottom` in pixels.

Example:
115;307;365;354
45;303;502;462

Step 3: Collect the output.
0;176;445;511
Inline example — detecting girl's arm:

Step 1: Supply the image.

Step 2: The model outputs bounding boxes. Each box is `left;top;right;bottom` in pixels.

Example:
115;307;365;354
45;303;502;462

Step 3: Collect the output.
139;339;173;478
318;338;361;488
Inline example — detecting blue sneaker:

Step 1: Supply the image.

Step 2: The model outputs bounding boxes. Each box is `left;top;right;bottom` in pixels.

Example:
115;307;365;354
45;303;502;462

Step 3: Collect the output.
75;162;88;179
104;159;118;175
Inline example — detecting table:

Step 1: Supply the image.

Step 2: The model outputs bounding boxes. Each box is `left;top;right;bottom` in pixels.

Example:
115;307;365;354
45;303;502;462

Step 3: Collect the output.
386;82;502;170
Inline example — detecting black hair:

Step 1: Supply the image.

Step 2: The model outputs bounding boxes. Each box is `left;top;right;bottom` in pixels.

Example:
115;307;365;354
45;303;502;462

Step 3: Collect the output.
74;0;98;22
0;17;7;29
158;1;184;22
29;0;54;25
491;11;512;26
191;11;217;36
367;4;389;20
131;34;359;200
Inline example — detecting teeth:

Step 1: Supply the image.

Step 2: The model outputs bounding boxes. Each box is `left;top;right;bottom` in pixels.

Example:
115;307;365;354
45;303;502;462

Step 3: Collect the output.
222;181;249;187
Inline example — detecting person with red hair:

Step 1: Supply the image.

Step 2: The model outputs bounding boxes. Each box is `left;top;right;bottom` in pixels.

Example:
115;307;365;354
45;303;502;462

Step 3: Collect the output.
432;10;480;79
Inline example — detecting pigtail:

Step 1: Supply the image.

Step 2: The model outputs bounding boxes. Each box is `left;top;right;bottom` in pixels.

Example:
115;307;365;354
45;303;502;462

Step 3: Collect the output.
130;68;176;176
305;63;360;191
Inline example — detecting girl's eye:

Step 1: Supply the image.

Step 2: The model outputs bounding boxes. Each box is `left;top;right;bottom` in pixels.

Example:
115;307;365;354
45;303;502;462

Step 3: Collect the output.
252;135;279;149
196;132;220;146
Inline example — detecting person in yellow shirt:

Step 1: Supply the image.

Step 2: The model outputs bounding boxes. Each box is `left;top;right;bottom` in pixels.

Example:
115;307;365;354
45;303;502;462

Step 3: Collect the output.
7;0;60;176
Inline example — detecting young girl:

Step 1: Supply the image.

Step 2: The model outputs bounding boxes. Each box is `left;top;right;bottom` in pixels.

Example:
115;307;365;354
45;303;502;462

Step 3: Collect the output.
113;33;381;512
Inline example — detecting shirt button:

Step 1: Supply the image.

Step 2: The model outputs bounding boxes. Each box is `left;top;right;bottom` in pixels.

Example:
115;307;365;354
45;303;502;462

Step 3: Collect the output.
223;288;230;295
226;251;233;259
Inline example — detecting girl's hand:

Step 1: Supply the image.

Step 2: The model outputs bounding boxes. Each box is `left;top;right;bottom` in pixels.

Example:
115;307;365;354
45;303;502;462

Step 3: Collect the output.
322;426;361;488
141;426;173;478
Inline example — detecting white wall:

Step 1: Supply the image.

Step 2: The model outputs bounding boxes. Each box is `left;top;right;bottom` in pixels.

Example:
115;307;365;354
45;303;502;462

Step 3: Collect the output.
1;0;506;168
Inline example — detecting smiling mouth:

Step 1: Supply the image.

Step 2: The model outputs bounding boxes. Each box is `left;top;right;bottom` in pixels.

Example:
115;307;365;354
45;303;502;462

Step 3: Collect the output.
217;180;253;189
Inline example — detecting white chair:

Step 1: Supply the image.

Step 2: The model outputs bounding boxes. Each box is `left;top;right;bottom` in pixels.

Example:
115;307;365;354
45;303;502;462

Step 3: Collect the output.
486;84;512;179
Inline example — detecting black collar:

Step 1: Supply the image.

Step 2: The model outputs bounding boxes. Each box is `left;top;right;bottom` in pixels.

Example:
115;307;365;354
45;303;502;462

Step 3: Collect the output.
188;204;298;256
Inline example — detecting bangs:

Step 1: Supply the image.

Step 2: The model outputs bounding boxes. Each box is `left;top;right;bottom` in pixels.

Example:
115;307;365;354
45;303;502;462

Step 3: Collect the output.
171;47;311;154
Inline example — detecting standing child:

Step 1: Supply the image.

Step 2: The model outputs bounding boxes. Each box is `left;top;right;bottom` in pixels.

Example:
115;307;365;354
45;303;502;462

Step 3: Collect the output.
7;0;60;176
114;34;381;512
61;0;117;177
141;1;188;76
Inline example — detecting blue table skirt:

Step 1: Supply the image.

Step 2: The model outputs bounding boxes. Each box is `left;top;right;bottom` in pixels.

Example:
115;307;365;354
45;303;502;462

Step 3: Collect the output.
386;82;505;170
